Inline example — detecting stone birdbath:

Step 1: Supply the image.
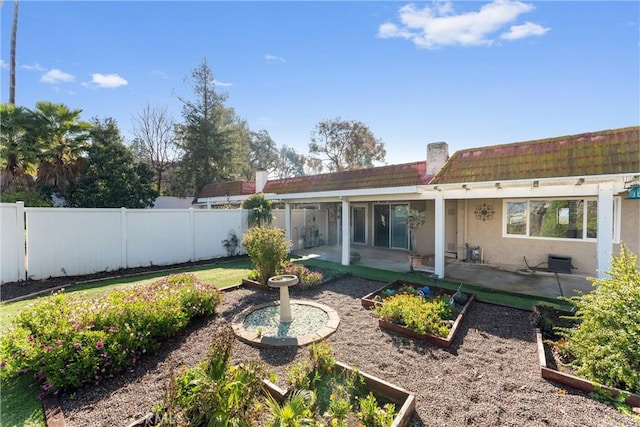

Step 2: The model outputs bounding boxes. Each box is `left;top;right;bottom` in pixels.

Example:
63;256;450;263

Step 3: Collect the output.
267;274;299;323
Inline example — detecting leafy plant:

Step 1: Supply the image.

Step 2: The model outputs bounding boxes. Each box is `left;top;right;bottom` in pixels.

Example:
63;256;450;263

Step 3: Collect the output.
156;325;265;426
0;273;222;396
265;389;316;427
243;192;273;227
242;226;292;285
324;384;351;426
358;392;396;427
374;293;452;337
281;263;324;289
557;245;640;394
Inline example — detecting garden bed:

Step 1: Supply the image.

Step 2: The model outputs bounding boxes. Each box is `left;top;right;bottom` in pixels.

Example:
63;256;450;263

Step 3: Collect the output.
362;280;475;348
535;330;640;408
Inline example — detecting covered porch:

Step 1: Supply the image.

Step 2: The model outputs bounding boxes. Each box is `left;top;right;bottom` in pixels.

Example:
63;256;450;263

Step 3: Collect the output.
292;245;593;299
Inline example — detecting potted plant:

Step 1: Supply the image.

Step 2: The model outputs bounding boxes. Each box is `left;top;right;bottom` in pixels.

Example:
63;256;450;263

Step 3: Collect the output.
406;208;425;270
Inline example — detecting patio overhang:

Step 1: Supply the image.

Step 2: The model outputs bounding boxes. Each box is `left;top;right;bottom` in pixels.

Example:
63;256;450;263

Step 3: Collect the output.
262;185;424;204
423;173;632;199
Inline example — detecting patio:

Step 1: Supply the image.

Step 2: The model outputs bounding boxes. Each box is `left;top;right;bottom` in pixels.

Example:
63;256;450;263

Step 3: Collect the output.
293;245;593;299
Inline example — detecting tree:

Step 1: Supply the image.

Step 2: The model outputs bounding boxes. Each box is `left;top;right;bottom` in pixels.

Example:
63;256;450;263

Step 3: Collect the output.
273;145;307;179
130;102;180;194
9;0;19;104
175;58;250;194
242;193;273;227
33;101;91;199
307;118;386;173
0;103;39;191
71;118;157;208
241;129;278;180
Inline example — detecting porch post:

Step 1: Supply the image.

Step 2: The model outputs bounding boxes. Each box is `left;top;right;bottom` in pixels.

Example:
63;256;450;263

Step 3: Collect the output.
596;183;614;278
284;202;292;242
434;193;445;278
341;199;350;265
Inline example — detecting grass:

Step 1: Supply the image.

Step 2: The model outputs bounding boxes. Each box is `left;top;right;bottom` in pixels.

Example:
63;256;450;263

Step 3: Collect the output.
0;375;45;427
300;258;573;311
0;255;570;427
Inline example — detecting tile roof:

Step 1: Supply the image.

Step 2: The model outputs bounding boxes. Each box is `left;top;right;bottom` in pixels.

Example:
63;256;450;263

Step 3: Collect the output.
431;126;640;184
197;181;256;199
264;162;429;194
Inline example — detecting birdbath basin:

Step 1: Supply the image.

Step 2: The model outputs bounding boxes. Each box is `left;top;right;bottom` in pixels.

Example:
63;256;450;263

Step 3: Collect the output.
268;274;299;323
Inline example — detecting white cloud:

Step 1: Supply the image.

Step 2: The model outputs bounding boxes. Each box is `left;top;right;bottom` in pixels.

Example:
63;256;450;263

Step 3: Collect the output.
0;59;7;69
22;63;46;71
265;54;287;63
213;79;232;87
378;0;549;49
41;69;75;84
501;21;549;40
85;73;128;88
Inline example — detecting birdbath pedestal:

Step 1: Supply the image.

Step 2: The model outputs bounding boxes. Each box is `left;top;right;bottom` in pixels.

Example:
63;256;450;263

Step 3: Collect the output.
267;274;299;323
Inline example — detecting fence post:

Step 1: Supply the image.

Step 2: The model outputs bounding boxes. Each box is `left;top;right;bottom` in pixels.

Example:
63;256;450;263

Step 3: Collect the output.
16;202;26;281
189;208;196;262
121;207;128;269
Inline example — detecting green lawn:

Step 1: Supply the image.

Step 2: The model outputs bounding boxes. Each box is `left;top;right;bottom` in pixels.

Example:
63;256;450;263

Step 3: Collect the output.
0;256;569;427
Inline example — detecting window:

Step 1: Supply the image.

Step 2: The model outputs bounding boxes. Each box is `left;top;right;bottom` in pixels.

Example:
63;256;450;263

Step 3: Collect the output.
504;198;619;241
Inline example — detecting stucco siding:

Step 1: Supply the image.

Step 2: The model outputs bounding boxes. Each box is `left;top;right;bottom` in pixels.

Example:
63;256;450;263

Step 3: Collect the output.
461;198;599;276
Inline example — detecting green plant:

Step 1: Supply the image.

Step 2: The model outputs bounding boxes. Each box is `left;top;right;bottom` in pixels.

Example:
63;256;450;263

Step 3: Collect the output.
557;245;640;394
324;384;351;426
281;263;324;289
404;207;425;254
242;226;292;285
358;392;396;427
0;273;222;396
265;389;316;427
157;325;265;426
243;193;273;227
374;293;452;337
286;359;312;390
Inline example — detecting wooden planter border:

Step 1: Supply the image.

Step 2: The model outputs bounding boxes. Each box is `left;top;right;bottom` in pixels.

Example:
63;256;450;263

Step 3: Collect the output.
362;280;475;348
535;330;640;408
124;361;415;427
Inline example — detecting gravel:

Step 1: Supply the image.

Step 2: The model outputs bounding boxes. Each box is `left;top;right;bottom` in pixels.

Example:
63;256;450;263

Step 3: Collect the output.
49;277;639;426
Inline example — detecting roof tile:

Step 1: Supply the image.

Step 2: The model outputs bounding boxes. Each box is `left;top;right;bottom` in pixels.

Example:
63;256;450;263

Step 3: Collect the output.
431;126;640;184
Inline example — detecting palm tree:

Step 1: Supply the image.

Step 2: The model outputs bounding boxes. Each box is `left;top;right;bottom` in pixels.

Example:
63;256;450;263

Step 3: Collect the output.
9;0;19;105
33;101;92;198
0;103;38;191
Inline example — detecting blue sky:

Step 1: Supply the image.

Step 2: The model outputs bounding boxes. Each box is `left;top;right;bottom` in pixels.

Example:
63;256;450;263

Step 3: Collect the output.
1;1;638;165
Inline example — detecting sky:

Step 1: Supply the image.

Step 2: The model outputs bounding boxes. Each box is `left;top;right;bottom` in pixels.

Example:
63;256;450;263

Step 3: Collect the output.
1;0;639;166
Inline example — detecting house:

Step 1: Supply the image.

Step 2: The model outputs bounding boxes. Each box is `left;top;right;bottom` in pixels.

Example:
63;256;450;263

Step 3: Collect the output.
194;126;640;279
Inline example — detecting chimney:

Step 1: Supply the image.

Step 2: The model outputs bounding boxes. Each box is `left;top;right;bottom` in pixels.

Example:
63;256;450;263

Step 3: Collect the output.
426;142;448;177
255;169;268;193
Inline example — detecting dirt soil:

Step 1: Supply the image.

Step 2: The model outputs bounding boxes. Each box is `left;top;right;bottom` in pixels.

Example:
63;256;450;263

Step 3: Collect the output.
46;276;639;427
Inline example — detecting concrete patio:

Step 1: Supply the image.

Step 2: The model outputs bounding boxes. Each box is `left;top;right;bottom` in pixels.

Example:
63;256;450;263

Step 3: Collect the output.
293;245;593;300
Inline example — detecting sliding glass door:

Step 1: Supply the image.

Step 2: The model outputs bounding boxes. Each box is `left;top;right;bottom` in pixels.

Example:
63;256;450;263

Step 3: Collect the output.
373;203;408;250
352;206;366;244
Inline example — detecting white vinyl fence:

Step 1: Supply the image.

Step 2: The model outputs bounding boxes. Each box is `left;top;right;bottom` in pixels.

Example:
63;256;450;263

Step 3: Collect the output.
1;203;249;283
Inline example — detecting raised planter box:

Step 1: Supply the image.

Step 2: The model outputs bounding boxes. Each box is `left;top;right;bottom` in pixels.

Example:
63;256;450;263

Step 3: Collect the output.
126;361;415;427
362;280;475;348
535;330;640;408
333;360;415;427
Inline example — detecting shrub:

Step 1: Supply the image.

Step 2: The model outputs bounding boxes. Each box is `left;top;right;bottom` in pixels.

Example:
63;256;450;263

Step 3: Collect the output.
281;263;324;289
242;226;292;285
374;293;452;338
0;273;222;396
559;245;640;394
